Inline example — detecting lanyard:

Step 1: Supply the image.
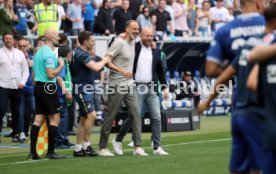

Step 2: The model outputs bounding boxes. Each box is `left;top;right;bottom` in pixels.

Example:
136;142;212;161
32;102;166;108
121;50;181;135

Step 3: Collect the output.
3;48;15;66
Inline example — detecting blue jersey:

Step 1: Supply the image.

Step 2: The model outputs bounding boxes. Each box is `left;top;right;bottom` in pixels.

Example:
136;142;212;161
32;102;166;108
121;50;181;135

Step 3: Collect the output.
71;48;94;87
207;13;265;65
258;32;276;150
231;34;265;122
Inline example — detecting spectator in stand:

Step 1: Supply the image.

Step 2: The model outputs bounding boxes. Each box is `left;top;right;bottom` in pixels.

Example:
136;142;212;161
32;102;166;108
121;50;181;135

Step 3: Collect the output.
196;0;204;8
176;71;200;107
227;5;234;21
129;0;143;20
136;6;153;29
195;0;211;37
232;0;241;17
209;0;230;32
172;0;189;37
61;0;72;35
83;0;95;32
143;0;157;11
14;0;34;35
187;0;197;36
113;0;133;35
54;0;66;32
67;0;83;36
110;0;122;15
33;0;58;36
0;0;18;35
13;33;23;49
93;0;114;35
151;14;157;34
18;38;34;142
150;0;174;37
94;0;103;17
0;33;29;143
165;0;175;34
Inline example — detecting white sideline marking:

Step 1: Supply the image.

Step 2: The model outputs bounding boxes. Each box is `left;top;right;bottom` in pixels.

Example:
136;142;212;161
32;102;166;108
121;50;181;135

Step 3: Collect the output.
0;138;231;166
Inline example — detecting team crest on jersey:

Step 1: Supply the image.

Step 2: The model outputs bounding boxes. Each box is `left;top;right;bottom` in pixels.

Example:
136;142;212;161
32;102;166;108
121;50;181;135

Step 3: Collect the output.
263;33;275;45
267;65;276;83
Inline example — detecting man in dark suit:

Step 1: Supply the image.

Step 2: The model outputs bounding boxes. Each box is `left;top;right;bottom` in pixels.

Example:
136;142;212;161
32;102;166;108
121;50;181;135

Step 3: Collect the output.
112;27;169;155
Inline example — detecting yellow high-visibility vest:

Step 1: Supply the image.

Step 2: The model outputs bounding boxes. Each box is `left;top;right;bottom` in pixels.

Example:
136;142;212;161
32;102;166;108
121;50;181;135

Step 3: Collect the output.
34;3;58;36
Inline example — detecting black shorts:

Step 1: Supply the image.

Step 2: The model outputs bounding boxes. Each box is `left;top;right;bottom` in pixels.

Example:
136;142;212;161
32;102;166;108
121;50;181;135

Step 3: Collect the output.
34;82;60;115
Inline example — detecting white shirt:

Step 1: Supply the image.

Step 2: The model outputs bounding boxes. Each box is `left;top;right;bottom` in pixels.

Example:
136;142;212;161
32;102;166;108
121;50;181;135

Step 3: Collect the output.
135;44;153;83
210;6;230;30
0;47;29;89
94;0;103;16
57;5;65;30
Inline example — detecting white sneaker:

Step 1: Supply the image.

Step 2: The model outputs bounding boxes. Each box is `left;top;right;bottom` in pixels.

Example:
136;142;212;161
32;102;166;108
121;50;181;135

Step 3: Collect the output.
98;148;115;156
133;147;149;156
127;141;134;147
153;147;169;155
20;132;26;141
112;138;123;155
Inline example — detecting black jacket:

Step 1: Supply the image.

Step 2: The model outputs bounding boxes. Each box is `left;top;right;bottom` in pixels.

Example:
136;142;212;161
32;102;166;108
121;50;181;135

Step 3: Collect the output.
133;42;167;93
94;8;114;34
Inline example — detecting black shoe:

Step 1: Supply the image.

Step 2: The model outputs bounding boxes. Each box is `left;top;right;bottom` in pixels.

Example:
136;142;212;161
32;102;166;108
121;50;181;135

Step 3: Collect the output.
64;142;75;147
46;152;67;159
83;146;99;157
12;135;22;143
5;132;15;137
28;153;41;160
55;144;70;149
73;150;85;157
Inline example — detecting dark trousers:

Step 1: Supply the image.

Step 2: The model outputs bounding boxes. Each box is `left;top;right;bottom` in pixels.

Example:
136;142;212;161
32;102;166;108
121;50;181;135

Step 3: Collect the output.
67;100;75;132
84;20;94;32
0;87;22;134
19;91;35;135
55;104;69;145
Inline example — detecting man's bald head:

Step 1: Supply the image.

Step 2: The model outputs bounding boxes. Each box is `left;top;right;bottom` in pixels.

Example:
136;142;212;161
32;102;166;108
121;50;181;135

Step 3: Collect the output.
44;28;59;43
140;27;153;47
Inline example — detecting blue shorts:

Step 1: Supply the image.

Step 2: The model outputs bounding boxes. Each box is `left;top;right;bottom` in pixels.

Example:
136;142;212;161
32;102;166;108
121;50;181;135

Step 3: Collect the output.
74;91;95;117
263;150;276;174
230;114;264;172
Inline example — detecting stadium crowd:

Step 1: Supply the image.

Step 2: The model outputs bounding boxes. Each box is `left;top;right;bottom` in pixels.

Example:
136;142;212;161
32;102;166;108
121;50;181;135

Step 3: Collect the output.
0;0;241;38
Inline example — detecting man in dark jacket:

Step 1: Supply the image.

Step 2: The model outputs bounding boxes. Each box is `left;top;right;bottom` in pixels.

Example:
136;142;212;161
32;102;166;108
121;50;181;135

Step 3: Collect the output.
93;0;114;35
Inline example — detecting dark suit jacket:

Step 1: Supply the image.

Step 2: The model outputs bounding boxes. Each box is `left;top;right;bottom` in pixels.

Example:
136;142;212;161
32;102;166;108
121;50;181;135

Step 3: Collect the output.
133;42;167;94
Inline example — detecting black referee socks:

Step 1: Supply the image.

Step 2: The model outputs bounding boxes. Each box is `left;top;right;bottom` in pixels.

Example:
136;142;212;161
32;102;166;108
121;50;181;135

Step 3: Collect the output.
30;125;40;155
48;125;58;154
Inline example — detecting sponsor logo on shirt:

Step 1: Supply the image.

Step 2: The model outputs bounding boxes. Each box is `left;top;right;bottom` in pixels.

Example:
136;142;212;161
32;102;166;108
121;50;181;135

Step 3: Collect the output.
46;57;54;65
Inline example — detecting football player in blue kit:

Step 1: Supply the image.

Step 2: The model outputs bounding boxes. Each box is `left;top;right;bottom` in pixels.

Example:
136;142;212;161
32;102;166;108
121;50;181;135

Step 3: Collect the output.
201;0;269;174
247;3;276;174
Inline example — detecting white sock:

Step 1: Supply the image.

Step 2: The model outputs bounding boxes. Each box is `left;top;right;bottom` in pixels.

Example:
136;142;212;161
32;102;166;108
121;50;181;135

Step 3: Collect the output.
75;144;83;152
83;142;91;150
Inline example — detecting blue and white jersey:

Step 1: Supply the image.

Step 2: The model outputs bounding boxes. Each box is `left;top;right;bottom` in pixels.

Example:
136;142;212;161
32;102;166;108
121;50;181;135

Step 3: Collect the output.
258;32;276;150
207;13;265;65
231;33;265;122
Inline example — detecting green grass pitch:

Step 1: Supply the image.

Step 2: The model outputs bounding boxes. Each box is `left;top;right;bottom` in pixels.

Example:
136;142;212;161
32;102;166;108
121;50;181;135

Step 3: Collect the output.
0;116;231;174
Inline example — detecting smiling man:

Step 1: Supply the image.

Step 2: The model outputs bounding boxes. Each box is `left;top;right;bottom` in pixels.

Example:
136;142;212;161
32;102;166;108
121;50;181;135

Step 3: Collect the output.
0;32;29;143
98;20;148;156
112;27;169;156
